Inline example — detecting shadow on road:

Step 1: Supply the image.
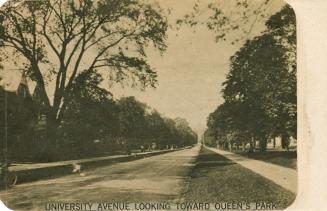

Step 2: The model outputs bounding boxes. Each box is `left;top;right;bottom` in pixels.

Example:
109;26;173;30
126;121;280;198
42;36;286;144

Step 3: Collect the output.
188;148;236;179
194;148;236;167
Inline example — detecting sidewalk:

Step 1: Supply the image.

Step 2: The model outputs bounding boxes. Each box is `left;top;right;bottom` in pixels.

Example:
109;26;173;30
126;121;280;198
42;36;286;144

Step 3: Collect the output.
7;148;183;185
207;146;297;193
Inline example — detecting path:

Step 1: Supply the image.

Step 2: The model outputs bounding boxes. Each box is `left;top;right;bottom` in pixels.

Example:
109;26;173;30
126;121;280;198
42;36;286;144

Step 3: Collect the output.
207;146;297;193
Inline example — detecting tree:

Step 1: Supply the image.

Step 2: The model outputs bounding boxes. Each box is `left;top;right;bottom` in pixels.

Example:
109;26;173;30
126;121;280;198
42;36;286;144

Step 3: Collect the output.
176;0;278;44
59;69;119;157
0;0;168;134
223;34;291;151
206;5;296;152
205;101;250;150
145;110;167;147
266;5;296;67
174;117;198;146
265;5;296;147
162;117;180;147
117;96;147;142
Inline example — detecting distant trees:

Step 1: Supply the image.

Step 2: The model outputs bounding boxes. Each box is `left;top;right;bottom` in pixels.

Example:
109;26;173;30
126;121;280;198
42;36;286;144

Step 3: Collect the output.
174;117;198;147
116;97;197;150
204;5;296;152
117;96;147;142
53;93;197;160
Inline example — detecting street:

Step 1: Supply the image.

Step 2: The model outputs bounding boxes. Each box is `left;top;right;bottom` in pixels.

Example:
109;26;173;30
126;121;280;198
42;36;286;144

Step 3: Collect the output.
0;146;201;210
0;145;296;210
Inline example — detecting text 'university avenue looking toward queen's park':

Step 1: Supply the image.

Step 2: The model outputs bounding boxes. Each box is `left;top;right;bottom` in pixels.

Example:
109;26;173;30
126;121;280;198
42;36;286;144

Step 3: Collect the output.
0;0;297;210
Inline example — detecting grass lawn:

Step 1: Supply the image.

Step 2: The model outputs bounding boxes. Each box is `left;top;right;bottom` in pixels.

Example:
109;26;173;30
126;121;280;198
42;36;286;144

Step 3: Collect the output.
235;150;297;169
182;148;296;210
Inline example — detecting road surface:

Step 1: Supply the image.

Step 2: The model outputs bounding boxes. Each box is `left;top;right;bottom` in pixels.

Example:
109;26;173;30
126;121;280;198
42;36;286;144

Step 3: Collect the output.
0;146;296;211
0;146;201;211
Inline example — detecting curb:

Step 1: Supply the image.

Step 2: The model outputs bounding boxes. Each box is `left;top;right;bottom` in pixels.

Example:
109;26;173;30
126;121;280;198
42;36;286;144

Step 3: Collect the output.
10;149;183;185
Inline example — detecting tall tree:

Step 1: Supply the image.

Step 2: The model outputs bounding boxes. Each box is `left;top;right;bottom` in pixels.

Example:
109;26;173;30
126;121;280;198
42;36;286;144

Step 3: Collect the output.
206;5;296;151
117;96;147;140
60;69;119;151
0;0;167;132
265;5;297;145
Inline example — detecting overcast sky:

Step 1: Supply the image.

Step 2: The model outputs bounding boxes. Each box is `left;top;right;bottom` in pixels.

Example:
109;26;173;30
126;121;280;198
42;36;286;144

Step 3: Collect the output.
110;0;286;133
0;0;287;134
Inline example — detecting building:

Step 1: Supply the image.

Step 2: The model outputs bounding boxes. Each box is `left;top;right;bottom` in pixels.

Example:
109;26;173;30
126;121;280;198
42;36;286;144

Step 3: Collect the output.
0;69;47;160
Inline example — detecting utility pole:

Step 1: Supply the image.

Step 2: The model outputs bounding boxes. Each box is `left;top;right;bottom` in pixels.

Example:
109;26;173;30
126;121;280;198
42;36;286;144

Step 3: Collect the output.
4;82;8;164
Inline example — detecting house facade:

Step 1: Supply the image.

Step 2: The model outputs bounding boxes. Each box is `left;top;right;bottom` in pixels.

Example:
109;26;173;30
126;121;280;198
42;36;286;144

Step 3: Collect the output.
0;70;47;160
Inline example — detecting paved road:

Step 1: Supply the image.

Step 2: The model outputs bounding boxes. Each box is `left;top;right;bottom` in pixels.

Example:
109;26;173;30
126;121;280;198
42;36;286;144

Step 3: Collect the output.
0;146;200;211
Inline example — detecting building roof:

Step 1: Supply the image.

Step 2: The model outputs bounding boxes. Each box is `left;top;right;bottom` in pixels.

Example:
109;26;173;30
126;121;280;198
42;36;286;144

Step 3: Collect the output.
0;69;37;94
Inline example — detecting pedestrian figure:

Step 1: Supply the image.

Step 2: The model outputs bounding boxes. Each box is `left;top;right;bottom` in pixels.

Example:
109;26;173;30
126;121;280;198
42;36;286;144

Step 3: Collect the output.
72;163;85;176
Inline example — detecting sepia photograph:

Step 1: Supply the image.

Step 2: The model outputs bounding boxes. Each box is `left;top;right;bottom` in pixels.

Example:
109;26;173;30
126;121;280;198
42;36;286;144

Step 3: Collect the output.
0;0;296;210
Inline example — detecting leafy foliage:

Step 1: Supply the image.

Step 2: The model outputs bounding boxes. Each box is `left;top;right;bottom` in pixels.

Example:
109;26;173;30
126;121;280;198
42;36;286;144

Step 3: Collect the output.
59;94;197;158
60;70;118;148
176;0;275;44
0;0;168;128
204;6;296;151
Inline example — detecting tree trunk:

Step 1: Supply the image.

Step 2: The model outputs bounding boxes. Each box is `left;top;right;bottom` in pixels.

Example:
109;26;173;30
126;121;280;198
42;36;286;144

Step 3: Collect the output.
273;137;276;148
281;134;290;151
46;108;61;147
259;136;267;152
249;137;254;153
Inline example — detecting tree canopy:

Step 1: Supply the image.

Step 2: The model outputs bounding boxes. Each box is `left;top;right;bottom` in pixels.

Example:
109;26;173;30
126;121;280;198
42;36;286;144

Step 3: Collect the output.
0;0;168;128
204;5;296;151
176;0;280;44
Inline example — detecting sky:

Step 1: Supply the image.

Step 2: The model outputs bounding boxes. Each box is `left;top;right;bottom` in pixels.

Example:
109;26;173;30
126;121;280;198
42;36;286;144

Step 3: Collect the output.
110;0;286;133
0;0;287;135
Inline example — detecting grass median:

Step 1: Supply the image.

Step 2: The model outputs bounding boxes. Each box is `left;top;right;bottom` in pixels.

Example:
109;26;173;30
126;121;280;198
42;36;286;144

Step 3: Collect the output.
181;147;296;210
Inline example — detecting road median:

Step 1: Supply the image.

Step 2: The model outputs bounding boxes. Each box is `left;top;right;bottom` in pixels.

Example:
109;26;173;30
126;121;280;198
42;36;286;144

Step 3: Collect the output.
206;146;297;193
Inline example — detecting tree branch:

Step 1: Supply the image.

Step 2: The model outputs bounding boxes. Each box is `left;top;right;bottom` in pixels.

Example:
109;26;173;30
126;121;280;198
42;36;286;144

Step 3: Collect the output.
87;31;137;72
42;10;60;57
85;31;121;50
